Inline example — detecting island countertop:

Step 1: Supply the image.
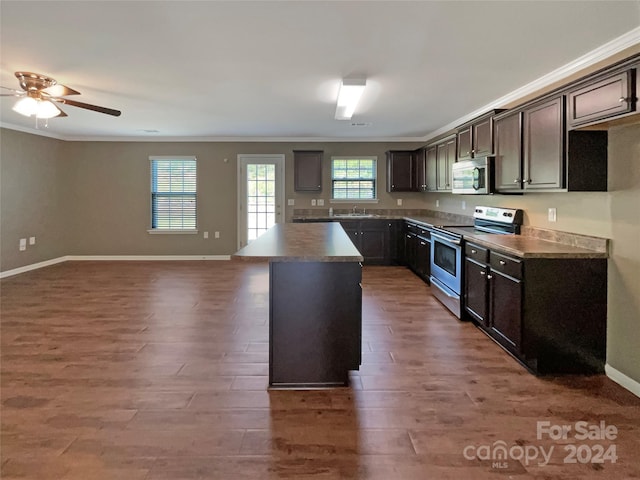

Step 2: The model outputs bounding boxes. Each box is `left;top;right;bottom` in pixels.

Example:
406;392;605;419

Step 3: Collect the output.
233;222;364;262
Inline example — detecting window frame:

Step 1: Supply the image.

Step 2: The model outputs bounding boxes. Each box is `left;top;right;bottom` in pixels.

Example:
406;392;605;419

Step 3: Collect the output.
330;156;379;203
148;155;198;234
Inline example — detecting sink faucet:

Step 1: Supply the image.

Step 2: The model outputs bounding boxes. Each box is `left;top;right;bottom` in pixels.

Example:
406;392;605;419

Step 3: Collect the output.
353;205;357;214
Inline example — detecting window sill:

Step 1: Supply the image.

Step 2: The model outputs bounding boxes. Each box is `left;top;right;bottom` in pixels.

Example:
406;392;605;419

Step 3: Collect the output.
330;199;379;204
147;229;199;235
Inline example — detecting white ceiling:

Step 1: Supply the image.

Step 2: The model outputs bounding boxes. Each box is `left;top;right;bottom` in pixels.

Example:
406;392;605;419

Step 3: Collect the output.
1;1;639;141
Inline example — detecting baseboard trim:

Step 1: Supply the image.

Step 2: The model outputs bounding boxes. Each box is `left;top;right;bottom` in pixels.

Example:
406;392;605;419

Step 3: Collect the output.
1;255;231;278
605;364;640;398
65;255;231;261
0;256;68;279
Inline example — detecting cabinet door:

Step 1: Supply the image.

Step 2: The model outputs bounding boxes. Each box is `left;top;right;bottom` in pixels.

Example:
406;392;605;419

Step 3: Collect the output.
568;70;635;127
523;97;564;190
494;111;524;192
386;151;415;192
489;269;522;352
473;117;493;157
294;151;323;191
339;221;361;250
360;221;389;265
415;238;430;281
465;258;489;326
405;232;418;272
436;139;455;191
414;148;426;192
457;127;472;161
425;146;438;192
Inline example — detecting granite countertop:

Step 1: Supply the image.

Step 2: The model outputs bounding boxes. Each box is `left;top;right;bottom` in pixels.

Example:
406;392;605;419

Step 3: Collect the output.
233;223;363;262
292;214;608;259
458;231;608;259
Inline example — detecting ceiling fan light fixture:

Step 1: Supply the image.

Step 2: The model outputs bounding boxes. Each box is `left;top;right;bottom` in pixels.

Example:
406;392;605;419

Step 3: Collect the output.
12;97;61;119
335;78;366;120
35;100;62;119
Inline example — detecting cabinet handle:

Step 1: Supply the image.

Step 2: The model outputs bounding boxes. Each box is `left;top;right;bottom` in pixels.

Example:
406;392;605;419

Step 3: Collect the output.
317;185;321;188
471;249;477;254
487;274;493;280
499;260;506;265
406;234;411;239
420;242;426;246
480;271;486;276
619;97;629;103
514;179;520;183
526;179;532;184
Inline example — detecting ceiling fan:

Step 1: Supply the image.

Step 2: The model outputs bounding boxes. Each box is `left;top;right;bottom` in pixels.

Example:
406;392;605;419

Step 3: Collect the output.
1;71;121;119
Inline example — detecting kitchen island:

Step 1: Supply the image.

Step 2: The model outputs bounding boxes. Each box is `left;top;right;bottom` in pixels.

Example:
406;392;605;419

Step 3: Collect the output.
234;223;363;388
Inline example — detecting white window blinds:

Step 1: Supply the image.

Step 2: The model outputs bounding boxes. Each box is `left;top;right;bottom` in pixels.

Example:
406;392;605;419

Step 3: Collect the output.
150;157;197;230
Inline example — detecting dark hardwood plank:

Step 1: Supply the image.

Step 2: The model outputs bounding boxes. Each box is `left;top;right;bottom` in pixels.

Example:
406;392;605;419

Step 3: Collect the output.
1;261;639;479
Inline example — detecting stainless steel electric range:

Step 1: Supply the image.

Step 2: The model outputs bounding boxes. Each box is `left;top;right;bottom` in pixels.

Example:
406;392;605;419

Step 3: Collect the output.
429;206;523;318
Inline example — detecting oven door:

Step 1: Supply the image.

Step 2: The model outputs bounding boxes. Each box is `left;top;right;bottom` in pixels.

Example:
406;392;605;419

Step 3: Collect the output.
430;232;463;318
430;232;462;295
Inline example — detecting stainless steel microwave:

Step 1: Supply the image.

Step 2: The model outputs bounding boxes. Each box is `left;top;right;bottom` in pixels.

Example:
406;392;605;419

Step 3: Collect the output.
451;157;494;194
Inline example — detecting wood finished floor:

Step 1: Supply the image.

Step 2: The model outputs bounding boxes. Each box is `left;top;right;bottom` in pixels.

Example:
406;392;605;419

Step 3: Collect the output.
1;261;639;480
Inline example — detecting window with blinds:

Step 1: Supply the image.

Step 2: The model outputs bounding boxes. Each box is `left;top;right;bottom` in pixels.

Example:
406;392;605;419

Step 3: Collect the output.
331;157;377;200
150;157;197;231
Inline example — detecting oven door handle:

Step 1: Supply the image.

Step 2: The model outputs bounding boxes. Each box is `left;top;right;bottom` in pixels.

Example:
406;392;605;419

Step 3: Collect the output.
431;277;457;298
430;232;461;246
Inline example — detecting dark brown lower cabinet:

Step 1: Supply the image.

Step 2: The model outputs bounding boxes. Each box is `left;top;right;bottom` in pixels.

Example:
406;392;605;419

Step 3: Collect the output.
464;242;606;374
464;258;489;327
270;261;362;388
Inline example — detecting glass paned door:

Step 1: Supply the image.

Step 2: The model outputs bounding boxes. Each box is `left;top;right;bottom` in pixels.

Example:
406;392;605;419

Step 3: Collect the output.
238;154;284;248
247;163;276;241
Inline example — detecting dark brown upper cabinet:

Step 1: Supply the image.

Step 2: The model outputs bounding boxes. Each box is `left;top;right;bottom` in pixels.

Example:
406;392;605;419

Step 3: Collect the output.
568;69;637;128
494;96;608;193
425;146;438;192
523;97;564;190
414;147;427;192
494;110;524;192
456;110;504;161
436;137;456;191
386;150;415;192
293;150;323;192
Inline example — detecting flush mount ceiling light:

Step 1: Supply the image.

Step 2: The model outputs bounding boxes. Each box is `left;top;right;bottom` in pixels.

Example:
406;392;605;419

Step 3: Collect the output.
12;96;62;119
335;78;366;120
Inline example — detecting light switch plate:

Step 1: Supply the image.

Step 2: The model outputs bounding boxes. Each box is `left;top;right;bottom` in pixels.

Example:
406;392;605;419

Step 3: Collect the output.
19;238;27;251
311;199;317;206
287;199;295;206
397;199;403;206
548;208;557;222
29;236;36;245
317;199;324;206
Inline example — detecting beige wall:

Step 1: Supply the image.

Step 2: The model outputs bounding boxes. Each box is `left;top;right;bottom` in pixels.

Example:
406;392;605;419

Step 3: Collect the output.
0;129;68;271
1;125;639;389
606;124;640;384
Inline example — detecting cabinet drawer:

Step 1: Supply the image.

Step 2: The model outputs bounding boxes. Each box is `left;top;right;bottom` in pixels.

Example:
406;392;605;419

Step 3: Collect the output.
417;226;430;238
465;243;488;263
490;251;522;280
406;222;419;234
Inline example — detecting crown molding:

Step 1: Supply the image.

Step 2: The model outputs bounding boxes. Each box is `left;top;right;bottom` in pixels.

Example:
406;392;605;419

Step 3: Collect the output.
425;26;640;142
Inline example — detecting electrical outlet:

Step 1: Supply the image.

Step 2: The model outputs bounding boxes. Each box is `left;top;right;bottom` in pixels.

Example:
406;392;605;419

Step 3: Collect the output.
548;208;557;222
461;201;466;210
311;199;317;206
29;236;36;245
287;199;295;206
203;231;209;239
317;199;324;206
19;238;27;251
397;198;403;206
436;200;440;207
214;231;220;239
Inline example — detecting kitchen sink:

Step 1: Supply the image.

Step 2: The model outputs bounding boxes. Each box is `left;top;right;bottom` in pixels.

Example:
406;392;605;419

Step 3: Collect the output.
333;213;378;218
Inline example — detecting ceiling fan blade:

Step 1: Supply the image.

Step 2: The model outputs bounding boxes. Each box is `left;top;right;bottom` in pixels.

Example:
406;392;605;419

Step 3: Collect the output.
42;84;81;96
56;105;68;117
1;85;23;94
53;98;121;117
